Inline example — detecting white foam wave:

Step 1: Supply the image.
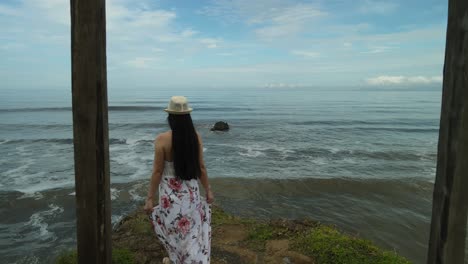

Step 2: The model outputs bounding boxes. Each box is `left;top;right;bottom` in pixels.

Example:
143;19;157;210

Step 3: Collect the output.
110;188;120;201
27;204;64;241
3;158;34;177
129;184;144;202
16;256;40;264
110;135;153;180
235;143;295;158
239;148;265;158
311;157;328;165
2;153;75;193
15;179;74;194
111;214;124;225
18;192;44;200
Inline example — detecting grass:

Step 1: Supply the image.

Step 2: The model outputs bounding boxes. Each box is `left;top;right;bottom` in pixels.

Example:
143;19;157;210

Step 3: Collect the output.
290;225;411;264
211;206;255;227
245;222;291;251
239;212;410;264
55;248;135;264
127;213;153;236
55;206;411;264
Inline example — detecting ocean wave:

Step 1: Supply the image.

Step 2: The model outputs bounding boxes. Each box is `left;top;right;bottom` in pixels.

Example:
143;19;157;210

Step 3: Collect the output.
234;144;295;159
207;176;435;199
0;106;166;112
1;138;127;145
18;192;44;200
350;127;439;133
0;105;253;113
220;143;435;162
27;204;64;241
289;121;438;133
111;188;120;201
295;147;436;161
129;185;145;202
290;119;437;127
0;124;72;130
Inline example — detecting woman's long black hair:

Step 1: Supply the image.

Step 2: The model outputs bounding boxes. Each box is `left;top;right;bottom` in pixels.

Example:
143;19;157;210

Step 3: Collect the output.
168;114;201;180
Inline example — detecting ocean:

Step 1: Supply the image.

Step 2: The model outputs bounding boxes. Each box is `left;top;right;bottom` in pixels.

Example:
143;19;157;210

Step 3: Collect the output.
0;86;460;263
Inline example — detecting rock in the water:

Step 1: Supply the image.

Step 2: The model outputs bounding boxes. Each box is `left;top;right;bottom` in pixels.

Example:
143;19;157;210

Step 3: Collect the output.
211;121;229;131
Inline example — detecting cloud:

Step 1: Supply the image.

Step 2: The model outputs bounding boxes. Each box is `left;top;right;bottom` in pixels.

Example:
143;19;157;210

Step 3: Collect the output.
181;29;198;38
366;75;443;85
361;45;398;54
359;0;398;14
126;57;156;68
291;50;320;58
0;0;447;89
199;38;221;49
200;1;325;39
263;82;303;88
254;4;326;39
0;3;20;16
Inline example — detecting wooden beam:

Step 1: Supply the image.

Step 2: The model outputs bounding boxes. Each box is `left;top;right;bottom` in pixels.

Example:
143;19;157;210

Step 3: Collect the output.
427;0;468;263
70;0;111;263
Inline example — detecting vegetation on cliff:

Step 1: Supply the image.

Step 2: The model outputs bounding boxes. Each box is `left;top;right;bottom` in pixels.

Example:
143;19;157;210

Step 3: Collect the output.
56;206;410;264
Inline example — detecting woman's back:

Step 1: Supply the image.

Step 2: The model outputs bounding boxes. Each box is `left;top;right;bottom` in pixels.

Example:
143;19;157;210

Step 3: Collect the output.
144;96;213;263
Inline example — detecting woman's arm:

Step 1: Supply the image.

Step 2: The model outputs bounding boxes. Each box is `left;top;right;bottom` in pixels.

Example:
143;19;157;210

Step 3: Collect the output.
198;134;214;203
144;135;165;213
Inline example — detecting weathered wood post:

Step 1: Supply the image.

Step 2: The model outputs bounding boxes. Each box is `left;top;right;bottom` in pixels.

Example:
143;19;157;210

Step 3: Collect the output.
70;0;111;263
427;0;468;263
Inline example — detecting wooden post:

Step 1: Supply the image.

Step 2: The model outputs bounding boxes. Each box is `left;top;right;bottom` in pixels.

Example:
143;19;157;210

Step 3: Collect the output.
70;0;111;263
427;0;468;263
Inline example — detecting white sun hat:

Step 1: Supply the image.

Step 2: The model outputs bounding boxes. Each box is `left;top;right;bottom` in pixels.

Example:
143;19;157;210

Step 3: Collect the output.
164;96;193;114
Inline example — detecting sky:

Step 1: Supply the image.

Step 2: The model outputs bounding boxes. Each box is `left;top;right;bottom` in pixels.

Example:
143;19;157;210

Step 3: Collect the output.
0;0;448;90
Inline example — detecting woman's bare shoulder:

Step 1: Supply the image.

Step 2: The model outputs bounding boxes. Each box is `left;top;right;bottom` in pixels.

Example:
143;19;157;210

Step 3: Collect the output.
154;131;172;144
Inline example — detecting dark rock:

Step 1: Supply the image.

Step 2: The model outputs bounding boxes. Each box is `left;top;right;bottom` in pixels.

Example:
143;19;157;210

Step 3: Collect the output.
211;121;230;131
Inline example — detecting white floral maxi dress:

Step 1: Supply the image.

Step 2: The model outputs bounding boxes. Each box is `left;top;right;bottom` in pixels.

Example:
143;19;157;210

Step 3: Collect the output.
150;161;212;264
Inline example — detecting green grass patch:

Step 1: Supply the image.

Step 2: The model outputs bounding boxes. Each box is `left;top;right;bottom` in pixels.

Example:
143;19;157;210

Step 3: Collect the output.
127;214;153;236
245;222;292;251
211;206;255;227
291;225;411;264
55;250;77;264
55;248;135;264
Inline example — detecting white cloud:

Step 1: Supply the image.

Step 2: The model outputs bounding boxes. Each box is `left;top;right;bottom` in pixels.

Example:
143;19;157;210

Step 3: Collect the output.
200;38;221;49
366;75;443;85
359;0;398;14
263;82;302;88
361;45;397;54
0;0;447;89
291;50;320;58
254;4;326;39
407;76;443;84
0;3;20;16
126;57;156;68
200;1;325;39
181;29;198;37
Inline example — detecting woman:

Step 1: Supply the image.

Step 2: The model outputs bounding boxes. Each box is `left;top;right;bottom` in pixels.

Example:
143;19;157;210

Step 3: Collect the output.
144;96;214;264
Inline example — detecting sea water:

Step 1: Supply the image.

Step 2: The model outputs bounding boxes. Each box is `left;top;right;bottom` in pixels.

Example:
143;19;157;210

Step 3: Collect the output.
0;86;453;263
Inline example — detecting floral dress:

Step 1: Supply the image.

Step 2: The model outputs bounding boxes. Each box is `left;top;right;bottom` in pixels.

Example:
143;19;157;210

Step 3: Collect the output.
150;161;211;264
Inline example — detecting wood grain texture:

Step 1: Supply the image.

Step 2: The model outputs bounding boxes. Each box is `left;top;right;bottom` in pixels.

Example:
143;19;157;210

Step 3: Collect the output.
70;0;111;263
428;1;468;263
